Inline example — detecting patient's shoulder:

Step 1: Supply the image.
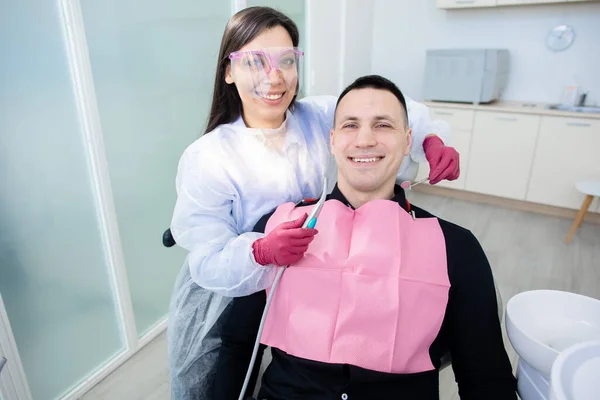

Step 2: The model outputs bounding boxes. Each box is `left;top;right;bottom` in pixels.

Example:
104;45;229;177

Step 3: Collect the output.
411;204;490;283
411;204;477;245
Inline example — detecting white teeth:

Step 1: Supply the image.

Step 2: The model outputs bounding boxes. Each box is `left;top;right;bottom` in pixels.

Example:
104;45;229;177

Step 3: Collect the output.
263;93;283;100
352;157;381;163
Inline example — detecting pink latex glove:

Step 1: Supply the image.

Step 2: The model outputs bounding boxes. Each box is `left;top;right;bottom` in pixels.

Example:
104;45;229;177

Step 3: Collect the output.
252;213;318;266
423;135;460;185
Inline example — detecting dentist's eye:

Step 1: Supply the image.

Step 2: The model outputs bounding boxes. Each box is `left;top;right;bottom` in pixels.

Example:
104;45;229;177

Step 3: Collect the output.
279;57;296;67
243;56;266;68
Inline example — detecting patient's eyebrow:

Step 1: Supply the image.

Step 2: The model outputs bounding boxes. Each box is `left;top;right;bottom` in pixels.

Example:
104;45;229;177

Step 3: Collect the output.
338;116;359;122
336;114;402;126
373;114;398;122
339;115;398;122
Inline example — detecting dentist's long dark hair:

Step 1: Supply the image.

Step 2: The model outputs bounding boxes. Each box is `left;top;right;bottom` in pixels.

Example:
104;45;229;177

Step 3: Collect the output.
204;6;300;135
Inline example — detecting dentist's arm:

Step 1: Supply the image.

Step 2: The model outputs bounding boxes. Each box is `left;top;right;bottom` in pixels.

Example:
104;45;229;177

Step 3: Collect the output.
170;149;274;297
171;149;315;297
405;97;460;184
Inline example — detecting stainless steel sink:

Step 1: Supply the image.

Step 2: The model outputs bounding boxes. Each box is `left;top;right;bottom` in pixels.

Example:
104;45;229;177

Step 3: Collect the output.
546;104;600;113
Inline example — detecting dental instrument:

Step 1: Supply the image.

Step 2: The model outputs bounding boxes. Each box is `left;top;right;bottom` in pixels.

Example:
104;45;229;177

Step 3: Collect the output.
238;177;328;400
400;177;428;190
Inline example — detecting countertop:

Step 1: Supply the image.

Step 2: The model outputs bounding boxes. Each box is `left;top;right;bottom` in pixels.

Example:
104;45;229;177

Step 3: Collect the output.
423;100;600;120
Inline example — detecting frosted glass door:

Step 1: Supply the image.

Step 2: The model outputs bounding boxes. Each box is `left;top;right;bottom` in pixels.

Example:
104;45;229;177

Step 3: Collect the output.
80;1;232;335
0;2;125;399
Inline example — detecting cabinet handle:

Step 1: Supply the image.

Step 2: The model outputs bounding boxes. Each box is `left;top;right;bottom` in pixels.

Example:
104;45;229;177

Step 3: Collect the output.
496;116;518;121
434;111;455;116
566;122;591;127
455;0;475;3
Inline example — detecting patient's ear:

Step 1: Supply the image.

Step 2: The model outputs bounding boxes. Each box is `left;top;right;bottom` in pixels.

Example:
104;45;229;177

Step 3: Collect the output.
404;128;413;156
329;129;335;155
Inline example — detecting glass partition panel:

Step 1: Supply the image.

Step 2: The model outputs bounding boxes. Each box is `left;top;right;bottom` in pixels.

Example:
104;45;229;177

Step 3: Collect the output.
0;2;125;398
80;0;232;335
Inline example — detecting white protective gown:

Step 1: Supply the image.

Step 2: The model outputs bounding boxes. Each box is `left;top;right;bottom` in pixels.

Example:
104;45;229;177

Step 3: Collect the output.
167;95;450;399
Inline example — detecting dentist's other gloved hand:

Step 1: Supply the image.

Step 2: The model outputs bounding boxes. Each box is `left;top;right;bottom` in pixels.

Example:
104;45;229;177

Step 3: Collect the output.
252;213;318;266
423;135;460;185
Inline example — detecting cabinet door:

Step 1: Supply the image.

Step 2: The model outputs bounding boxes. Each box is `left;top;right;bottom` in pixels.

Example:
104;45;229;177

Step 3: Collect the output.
416;108;475;189
526;117;600;210
465;112;540;200
437;0;497;8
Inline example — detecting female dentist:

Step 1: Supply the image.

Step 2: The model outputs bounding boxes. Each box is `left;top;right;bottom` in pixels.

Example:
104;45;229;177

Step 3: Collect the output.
167;6;459;400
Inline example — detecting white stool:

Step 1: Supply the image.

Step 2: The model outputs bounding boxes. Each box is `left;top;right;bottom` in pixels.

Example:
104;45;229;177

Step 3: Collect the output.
565;181;600;244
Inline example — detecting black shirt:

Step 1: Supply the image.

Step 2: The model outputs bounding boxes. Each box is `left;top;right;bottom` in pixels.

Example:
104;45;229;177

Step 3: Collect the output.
215;184;517;400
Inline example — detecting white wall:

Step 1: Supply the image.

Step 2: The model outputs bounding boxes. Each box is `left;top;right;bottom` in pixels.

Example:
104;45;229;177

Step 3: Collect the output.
342;0;375;88
307;0;343;95
306;0;375;96
371;1;600;105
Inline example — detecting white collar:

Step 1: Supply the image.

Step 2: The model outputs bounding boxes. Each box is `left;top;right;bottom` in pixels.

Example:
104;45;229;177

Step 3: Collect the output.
232;110;301;146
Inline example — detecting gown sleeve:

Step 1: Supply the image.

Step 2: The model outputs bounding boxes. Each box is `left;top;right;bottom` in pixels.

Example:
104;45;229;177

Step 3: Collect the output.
170;145;278;297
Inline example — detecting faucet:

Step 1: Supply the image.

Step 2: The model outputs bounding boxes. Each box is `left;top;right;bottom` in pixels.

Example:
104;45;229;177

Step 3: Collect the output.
577;90;588;107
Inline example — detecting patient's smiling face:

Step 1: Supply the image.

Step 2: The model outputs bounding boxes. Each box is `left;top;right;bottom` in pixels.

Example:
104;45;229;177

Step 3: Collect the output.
331;87;412;204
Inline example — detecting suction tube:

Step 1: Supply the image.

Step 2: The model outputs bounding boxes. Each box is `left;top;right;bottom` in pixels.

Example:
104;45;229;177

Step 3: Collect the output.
237;177;328;400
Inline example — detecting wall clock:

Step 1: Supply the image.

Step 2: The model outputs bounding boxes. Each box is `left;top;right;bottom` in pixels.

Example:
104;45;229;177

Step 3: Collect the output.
546;25;575;52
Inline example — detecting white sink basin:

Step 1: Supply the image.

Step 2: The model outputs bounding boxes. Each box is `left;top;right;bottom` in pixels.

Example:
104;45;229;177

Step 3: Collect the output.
551;340;600;400
546;104;600;113
506;290;600;378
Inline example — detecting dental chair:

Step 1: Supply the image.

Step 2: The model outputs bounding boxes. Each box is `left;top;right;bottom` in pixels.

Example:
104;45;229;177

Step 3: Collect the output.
161;228;505;372
163;228;176;248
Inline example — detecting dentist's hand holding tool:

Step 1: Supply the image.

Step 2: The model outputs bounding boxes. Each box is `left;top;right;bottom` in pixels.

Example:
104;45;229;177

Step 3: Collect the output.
252;213;318;266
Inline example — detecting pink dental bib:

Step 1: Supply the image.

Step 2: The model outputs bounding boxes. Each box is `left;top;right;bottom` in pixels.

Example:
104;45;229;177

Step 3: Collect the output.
261;199;450;374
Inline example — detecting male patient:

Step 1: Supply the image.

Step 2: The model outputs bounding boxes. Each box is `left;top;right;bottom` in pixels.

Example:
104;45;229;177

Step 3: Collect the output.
214;75;517;400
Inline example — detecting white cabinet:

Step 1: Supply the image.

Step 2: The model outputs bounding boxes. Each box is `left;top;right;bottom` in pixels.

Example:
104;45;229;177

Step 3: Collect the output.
436;0;497;8
419;100;600;214
497;0;562;5
465;111;540;200
526;117;600;210
416;107;474;190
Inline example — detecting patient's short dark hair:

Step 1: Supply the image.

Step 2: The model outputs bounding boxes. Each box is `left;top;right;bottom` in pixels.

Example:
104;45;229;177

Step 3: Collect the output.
335;75;409;126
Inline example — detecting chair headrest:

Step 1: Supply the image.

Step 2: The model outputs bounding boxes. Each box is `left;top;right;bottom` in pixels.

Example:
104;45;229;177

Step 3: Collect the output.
163;228;176;248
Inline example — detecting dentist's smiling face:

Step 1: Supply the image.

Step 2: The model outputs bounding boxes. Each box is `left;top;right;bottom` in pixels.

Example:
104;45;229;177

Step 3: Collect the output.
225;26;298;129
331;87;412;199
